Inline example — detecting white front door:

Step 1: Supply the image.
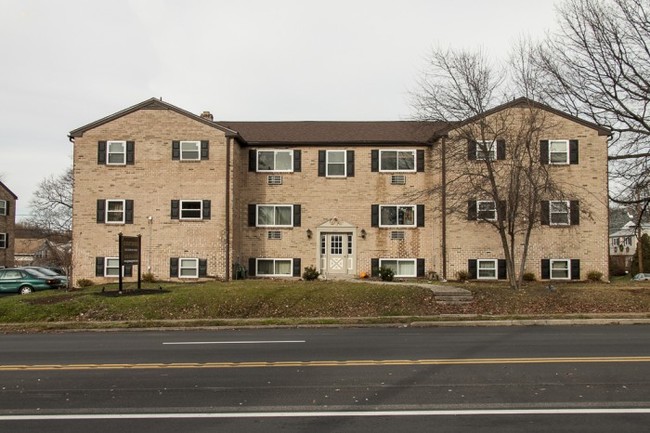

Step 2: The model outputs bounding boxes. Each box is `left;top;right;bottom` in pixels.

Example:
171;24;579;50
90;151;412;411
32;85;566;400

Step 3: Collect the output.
320;233;354;276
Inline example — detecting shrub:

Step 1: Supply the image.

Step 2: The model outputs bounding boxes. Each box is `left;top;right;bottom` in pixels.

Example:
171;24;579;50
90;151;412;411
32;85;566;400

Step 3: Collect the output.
522;272;536;282
142;272;156;283
378;266;394;282
77;278;94;288
456;270;468;282
587;270;603;282
302;266;320;281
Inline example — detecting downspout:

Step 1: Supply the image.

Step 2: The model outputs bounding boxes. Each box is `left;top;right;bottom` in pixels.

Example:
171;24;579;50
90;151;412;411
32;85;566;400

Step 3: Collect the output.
225;136;232;281
441;136;447;280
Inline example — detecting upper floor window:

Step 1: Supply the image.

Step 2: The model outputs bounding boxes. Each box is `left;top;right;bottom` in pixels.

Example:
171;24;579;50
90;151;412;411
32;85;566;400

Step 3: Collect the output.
170;200;211;220
172;140;209;161
380;205;416;227
380;150;416;172
0;233;6;249
541;139;579;165
258;150;293;172
96;199;134;224
476;140;497;160
477;200;497;221
0;200;6;216
257;204;293;227
550;200;570;225
541;200;579;226
107;141;127;165
327;150;346;177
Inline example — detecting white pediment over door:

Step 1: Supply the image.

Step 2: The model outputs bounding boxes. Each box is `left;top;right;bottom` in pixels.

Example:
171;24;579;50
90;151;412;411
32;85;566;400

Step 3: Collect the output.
318;217;356;230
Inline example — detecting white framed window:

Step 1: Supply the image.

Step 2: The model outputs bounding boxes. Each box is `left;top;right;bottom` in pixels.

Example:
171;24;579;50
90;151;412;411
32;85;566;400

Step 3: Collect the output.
326;150;346;177
104;257;120;277
257;150;293;172
549;140;569;164
256;204;293;227
256;258;293;276
0;200;6;216
379;259;416;277
550;259;570;279
179;258;199;278
477;200;497;221
379;150;416;172
105;199;125;224
550;200;570;225
477;259;498;279
180;200;203;220
379;205;416;227
107;140;127;165
0;233;6;249
180;141;201;161
476;140;497;160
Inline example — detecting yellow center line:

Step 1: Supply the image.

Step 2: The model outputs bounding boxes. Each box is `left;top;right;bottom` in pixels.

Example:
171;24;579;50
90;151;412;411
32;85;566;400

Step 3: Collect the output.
1;356;650;371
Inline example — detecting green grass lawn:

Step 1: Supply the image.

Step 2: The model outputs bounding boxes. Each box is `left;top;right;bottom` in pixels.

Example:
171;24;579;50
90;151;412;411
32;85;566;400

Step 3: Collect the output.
0;277;649;329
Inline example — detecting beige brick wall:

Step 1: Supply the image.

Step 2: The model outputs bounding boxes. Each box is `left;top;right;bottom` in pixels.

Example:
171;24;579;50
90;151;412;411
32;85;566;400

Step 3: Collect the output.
72;108;229;284
0;189;16;268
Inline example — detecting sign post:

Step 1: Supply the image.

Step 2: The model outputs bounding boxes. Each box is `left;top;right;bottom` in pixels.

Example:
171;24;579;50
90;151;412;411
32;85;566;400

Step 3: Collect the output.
118;233;142;293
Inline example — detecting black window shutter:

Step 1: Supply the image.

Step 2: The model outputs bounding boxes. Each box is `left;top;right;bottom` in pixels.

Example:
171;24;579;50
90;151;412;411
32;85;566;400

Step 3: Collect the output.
571;259;581;280
126;141;135;165
416;149;425;172
199;259;208;277
468;140;477;160
171;200;179;219
125;200;134;224
371;258;379;277
292;258;301;277
371;204;379;227
540;140;549;164
170;258;179;278
498;259;507;280
570;200;579;225
203;200;211;220
498;200;507;221
468;259;477;279
248;204;256;227
248;258;256;277
98;141;107;164
347;150;355;177
468;200;477;221
201;140;209;160
497;139;506;160
249;150;257;171
371;150;379;172
541;259;550;279
293;204;301;227
569;140;579;164
124;264;133;277
172;141;180;160
96;199;105;223
417;258;425;277
95;257;105;277
318;150;326;177
3;233;7;248
417;204;425;227
540;201;550;225
294;150;301;172
5;201;9;215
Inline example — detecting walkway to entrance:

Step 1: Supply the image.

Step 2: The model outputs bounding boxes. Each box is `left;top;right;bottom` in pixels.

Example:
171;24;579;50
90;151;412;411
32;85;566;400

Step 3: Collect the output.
346;278;474;304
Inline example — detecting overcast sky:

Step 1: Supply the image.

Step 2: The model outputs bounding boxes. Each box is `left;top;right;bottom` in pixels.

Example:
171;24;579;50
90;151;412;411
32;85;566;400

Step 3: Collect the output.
0;0;559;219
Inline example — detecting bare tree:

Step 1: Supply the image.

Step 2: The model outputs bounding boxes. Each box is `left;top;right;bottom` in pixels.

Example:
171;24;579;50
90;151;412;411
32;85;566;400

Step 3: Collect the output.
535;0;650;206
412;47;571;289
28;167;73;236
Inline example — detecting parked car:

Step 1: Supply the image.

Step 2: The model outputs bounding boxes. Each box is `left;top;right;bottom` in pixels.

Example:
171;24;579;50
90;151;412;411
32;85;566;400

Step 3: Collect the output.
632;273;650;281
20;266;69;287
0;268;61;294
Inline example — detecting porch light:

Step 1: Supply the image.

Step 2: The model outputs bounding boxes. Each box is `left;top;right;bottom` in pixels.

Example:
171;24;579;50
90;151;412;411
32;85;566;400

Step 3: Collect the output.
360;229;367;239
306;229;313;239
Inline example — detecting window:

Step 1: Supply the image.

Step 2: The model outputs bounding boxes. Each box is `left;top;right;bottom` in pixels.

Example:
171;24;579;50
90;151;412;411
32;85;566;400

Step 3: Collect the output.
550;201;570;225
0;233;6;249
477;259;497;279
477;200;497;221
379;150;416;172
0;200;6;216
257;150;293;172
256;258;293;276
550;259;570;279
476;140;497;160
106;200;125;224
180;141;200;161
549;140;569;164
104;257;120;277
257;205;293;227
380;205;416;227
379;259;416;277
326;150;346;177
180;200;203;220
179;258;199;278
107;141;126;165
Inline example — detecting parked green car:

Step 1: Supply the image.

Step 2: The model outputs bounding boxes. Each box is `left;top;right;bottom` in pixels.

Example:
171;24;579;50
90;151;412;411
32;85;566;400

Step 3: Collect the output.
0;268;61;294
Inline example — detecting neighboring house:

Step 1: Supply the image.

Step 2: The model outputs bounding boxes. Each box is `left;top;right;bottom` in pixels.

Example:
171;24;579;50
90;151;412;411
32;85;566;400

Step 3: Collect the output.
609;221;650;270
69;97;609;283
14;238;69;268
0;181;17;268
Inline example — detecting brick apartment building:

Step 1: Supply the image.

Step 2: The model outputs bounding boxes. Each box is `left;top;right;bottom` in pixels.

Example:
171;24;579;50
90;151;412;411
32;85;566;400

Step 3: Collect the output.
0;181;17;268
69;97;609;283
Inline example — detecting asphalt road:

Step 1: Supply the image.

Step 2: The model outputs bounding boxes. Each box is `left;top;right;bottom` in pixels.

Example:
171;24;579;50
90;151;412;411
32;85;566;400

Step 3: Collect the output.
1;325;649;432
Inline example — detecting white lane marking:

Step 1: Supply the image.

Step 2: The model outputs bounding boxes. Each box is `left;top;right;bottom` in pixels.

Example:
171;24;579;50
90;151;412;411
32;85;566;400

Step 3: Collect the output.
162;340;306;345
2;408;650;420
